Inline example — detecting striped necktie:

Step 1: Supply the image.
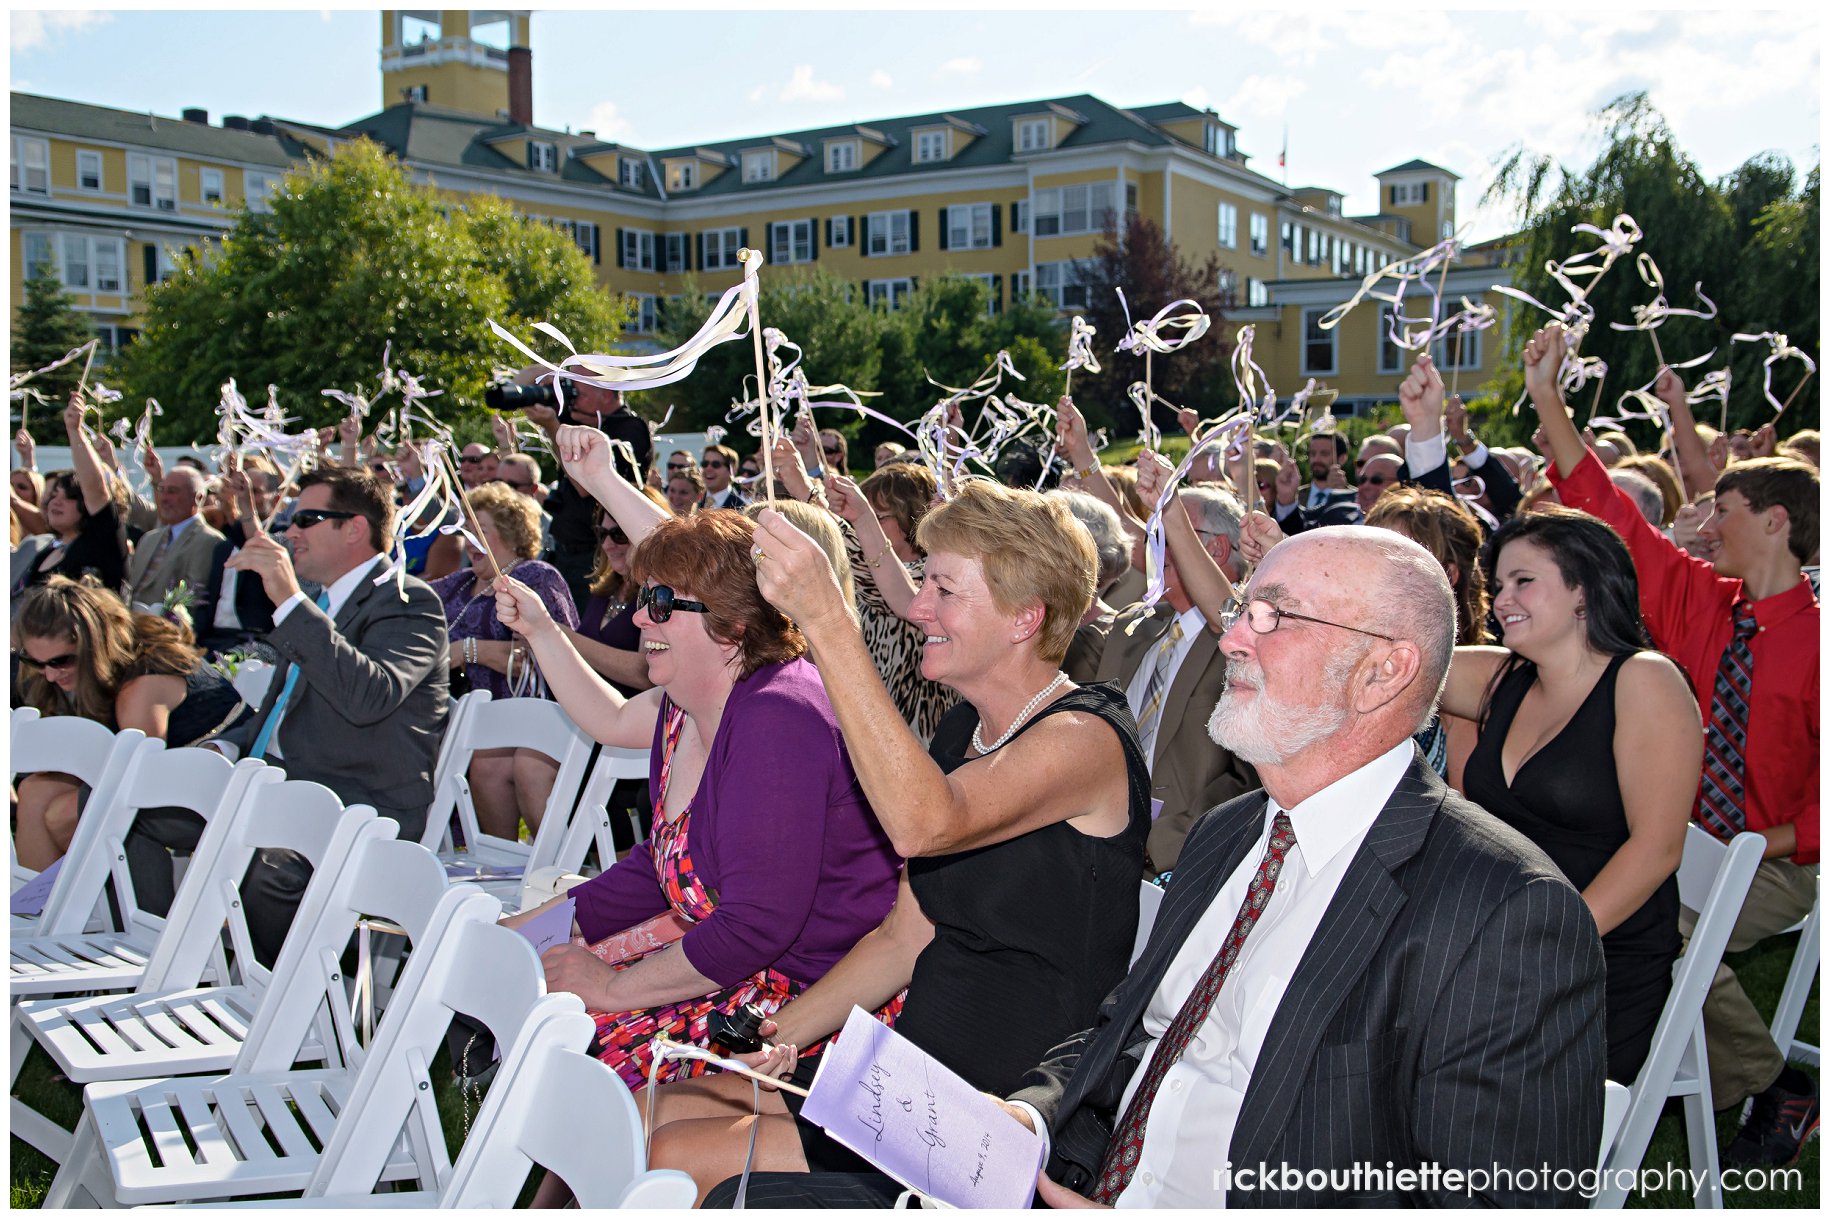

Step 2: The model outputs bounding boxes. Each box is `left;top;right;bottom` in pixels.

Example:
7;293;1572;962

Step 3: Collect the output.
1696;599;1758;841
1092;810;1298;1202
139;527;176;585
1134;617;1185;754
247;591;331;761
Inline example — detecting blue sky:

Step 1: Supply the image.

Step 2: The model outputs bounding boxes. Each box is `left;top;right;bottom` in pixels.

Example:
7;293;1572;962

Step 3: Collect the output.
10;6;1821;241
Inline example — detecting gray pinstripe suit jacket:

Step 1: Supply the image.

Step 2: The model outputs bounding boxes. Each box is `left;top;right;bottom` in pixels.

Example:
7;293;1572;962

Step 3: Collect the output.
1009;749;1607;1206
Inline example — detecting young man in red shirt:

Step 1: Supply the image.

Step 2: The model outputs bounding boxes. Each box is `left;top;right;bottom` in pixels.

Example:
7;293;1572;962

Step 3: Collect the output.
1526;323;1819;1167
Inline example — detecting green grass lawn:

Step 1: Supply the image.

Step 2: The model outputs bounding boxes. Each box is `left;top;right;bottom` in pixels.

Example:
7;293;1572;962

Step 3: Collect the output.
10;929;1817;1207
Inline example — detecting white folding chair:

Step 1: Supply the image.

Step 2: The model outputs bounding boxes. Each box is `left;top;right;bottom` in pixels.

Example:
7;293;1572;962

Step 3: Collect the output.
1768;891;1820;1069
1131;878;1166;966
12;774;356;1162
10;745;255;1003
422;693;597;870
1593;826;1765;1209
515;737;651;912
10;708;147;932
48;877;509;1207
1598;1080;1631;1172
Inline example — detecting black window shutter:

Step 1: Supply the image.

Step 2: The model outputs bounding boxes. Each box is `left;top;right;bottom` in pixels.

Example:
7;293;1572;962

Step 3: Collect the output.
592;224;601;265
809;222;819;261
1421;181;1430;202
765;224;775;263
859;214;869;251
938;206;949;250
908;211;919;252
824;217;833;246
992;273;1002;313
1009;201;1019;231
696;233;704;271
992;205;1002;247
1389;185;1398;205
910;275;919;290
739;226;749;253
615;228;625;268
142;245;156;287
862;279;870;302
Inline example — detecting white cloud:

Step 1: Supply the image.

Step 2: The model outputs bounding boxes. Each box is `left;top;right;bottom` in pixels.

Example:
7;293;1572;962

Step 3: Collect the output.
1181;85;1212;112
747;84;767;104
938;56;982;76
586;101;634;143
1220;74;1307;123
778;64;843;104
869;68;893;89
10;10;111;52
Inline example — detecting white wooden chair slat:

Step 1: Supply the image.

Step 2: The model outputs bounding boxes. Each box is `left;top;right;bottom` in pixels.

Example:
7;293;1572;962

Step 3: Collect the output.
173;1087;238;1166
1592;826;1765;1209
140;1096;198;1172
211;1088;282;1165
1768;892;1820;1067
67;1005;138;1058
247;1080;321;1160
288;1080;343;1148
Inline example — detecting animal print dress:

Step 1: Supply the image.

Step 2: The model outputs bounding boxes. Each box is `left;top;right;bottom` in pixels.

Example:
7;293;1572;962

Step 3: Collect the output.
845;529;958;742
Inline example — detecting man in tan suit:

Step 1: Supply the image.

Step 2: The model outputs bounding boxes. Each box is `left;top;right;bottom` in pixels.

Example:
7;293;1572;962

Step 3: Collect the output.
126;465;224;618
1094;486;1257;876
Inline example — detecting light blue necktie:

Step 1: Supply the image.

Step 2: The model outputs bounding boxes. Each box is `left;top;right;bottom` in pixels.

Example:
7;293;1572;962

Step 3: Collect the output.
247;591;330;761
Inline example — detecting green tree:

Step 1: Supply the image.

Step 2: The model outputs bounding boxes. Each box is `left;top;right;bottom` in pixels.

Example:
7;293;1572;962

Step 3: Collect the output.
118;139;628;443
1482;92;1819;445
1070;212;1234;436
11;271;97;413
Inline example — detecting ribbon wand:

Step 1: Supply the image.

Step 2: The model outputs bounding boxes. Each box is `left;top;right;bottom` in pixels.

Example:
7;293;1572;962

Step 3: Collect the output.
435;446;503;585
1776;370;1815;421
737;248;775;507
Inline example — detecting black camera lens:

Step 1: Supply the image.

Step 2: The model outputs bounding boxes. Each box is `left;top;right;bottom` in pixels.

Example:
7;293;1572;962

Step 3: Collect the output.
483;382;561;412
707;1002;769;1055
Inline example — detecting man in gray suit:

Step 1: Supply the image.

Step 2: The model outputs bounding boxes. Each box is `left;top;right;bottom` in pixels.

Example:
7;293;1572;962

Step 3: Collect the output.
1005;526;1606;1206
1095;486;1257;877
211;466;448;962
125;465;224;617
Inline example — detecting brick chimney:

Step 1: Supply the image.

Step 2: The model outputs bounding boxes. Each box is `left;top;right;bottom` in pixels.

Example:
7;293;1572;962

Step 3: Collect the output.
507;46;533;126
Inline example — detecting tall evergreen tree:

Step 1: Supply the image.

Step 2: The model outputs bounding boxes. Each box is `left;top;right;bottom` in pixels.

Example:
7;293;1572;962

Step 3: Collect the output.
11;271;97;416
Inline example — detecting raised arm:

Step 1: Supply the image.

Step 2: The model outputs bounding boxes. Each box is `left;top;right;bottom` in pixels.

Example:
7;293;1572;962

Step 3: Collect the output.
1134;448;1236;632
751;509;1128;858
495;573;660;748
62;392;112;515
1522;325;1589;480
1653;366;1719;501
551;424;669;547
826;471;919;619
1056;396;1143;540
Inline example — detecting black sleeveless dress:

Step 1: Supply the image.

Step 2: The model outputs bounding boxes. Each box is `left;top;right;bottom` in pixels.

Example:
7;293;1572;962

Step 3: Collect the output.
787;681;1151;1175
1462;653;1678;1081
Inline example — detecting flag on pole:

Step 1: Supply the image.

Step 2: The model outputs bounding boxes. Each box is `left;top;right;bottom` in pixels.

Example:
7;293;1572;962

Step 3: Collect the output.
1279;125;1288;181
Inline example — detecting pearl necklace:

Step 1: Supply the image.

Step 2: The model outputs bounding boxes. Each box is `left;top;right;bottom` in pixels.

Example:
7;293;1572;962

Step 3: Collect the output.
972;671;1070;755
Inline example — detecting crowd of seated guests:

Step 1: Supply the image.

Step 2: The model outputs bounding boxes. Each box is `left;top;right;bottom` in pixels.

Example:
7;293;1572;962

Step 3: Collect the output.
10;329;1820;1204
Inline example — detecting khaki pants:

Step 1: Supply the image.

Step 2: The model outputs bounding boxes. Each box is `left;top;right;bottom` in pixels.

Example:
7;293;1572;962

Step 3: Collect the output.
1678;857;1819;1110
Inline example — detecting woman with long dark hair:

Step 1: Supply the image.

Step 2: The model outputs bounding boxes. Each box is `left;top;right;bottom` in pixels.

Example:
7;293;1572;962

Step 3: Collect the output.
1438;506;1702;1081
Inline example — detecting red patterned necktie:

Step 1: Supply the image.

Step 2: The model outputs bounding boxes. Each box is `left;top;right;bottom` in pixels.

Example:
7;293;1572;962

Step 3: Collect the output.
1090;810;1297;1203
1696;599;1758;841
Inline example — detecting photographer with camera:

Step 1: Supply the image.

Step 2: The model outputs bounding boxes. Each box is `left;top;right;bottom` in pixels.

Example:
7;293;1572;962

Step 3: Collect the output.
491;367;656;614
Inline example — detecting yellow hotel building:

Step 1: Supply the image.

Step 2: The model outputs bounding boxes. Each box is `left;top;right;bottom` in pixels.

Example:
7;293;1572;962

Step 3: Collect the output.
9;9;1515;415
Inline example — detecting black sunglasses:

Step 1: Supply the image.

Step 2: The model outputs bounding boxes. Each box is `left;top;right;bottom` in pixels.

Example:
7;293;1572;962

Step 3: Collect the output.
1358;475;1392;487
821;445;843;456
15;651;79;672
703;459;730;470
596;522;628;545
458;453;487;465
636;583;709;623
290;508;359;530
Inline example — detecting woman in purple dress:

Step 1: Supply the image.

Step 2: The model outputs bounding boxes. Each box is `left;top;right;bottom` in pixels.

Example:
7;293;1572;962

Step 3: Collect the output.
495;428;899;1116
429;481;578;841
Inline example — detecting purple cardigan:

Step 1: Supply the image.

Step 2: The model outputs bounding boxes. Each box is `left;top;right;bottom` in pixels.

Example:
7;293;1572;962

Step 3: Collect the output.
571;657;901;987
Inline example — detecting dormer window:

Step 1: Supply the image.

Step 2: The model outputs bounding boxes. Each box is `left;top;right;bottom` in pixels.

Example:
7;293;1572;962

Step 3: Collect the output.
529;141;557;173
827;141;858;173
669;161;697;191
743;151;774;182
620;159;645;189
916;131;947;163
1017;119;1050;152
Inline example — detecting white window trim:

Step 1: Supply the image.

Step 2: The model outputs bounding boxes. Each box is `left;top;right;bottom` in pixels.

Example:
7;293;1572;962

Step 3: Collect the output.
1032;183;1116;238
947;201;994;251
200;167;225;204
36;230;128;294
771;218;815;264
75;149;104;193
866;277;913;309
621;227;656;272
128;152;178;211
827;215;853;248
530;141;558;173
1217;202;1238;249
703;227;743;271
1016;119;1050;152
1301;306;1338;377
742;151;775;182
915;130;947;164
625;293;659;334
669;161;698;191
13;135;50;195
825;140;859;174
1249;212;1269;258
244;170;280;213
1035;260;1088;310
620;159;645;189
664;231;689;273
866;209;912;257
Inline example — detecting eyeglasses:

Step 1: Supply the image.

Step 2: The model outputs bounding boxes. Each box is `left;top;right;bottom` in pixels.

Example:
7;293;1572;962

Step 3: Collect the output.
1219;596;1395;641
458;454;487;465
703;459;729;470
667;460;693;471
15;651;79;673
596;522;628;545
1358;475;1392;488
635;583;709;623
290;508;359;530
821;445;843;457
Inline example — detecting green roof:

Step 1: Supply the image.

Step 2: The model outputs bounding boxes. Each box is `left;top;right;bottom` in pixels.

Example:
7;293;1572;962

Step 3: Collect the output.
336;102;661;196
11;92;307;166
1377;158;1460;179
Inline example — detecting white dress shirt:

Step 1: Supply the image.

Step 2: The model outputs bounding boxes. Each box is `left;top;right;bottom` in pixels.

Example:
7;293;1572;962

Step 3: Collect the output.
1113;738;1412;1207
1122;604;1209;762
271;553;386;626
